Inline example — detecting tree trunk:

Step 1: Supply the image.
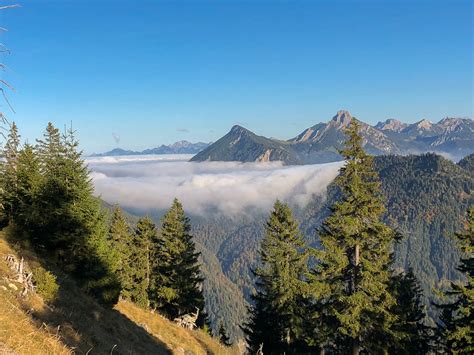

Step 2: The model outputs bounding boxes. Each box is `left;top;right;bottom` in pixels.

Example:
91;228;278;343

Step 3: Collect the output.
351;245;360;354
319;346;325;355
350;244;360;293
352;338;360;355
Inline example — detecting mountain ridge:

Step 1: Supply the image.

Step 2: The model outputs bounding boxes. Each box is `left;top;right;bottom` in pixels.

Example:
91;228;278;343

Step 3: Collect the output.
192;111;474;164
91;140;211;157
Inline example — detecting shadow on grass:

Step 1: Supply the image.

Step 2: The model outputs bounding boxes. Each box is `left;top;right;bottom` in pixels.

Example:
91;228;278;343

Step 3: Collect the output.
28;272;172;354
4;228;171;354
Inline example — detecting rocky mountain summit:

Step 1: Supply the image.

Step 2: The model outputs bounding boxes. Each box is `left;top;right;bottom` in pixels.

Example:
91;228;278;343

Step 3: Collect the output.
192;111;473;164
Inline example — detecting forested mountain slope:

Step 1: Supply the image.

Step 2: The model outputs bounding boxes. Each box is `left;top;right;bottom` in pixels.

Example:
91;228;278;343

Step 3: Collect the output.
374;154;473;313
189;154;473;340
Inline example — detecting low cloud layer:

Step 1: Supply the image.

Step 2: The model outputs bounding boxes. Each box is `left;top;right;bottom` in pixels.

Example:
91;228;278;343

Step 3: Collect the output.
86;155;342;216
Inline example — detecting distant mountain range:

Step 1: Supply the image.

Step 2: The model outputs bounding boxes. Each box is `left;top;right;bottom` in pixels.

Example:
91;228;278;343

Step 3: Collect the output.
91;140;211;157
191;111;474;164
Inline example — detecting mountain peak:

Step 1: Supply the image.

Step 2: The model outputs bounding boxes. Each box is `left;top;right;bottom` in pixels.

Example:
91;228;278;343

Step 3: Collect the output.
375;118;407;132
415;119;433;129
230;125;250;134
330;110;353;128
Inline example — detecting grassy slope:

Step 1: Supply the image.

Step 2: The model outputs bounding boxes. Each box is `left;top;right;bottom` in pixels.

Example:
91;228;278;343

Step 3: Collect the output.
0;232;240;354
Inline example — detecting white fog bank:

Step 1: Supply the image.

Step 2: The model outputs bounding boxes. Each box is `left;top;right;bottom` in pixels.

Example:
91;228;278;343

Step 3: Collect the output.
86;154;342;216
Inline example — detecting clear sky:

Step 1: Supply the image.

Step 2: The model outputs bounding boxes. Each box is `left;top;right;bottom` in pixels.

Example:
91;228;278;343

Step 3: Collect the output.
1;0;472;153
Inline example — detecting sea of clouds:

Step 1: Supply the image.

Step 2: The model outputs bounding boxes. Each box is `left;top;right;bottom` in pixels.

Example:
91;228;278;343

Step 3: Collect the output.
86;154;342;216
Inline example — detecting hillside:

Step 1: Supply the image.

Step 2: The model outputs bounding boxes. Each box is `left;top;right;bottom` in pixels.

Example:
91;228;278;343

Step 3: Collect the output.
192;111;474;164
0;232;240;355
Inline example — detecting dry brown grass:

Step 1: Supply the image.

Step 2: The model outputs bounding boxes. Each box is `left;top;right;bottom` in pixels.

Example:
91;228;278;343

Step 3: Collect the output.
0;237;71;354
115;300;240;355
0;232;241;355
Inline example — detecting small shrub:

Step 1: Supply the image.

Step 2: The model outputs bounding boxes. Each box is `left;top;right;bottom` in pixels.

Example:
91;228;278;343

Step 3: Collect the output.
33;266;59;302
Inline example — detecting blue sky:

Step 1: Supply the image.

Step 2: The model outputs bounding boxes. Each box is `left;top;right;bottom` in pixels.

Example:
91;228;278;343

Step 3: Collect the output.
1;0;472;153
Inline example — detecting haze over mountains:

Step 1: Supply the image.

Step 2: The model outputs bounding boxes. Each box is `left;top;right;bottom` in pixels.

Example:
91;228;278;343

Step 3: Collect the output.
192;111;474;164
91;140;211;156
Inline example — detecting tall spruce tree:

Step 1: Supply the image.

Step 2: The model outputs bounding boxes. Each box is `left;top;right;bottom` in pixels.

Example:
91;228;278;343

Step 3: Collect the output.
437;207;473;353
1;122;20;222
31;123;120;304
150;198;205;324
310;119;399;354
389;269;432;353
131;216;155;308
107;206;134;300
14;143;42;231
243;200;309;354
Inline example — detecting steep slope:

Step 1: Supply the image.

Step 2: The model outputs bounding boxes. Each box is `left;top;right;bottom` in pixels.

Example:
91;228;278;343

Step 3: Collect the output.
0;232;239;355
458;153;474;174
291;110;400;163
373;154;473;315
190;125;299;163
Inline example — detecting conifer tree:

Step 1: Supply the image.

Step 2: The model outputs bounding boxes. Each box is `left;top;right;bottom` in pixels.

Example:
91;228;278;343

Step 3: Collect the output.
244;200;309;354
31;123;120;304
218;322;232;346
389;269;432;353
1;122;20;222
107;206;134;299
438;207;473;353
150;198;205;324
310;119;399;353
131;216;155;308
14;144;42;230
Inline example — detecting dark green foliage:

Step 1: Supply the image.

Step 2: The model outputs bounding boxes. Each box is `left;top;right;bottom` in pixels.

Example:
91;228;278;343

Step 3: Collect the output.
14;144;42;229
389;269;432;353
374;153;473;316
437;208;473;353
33;266;59;303
150;199;206;324
131;216;155;308
1;123;120;305
458;153;474;174
107;206;134;299
0;122;20;223
243;200;309;354
310;119;399;353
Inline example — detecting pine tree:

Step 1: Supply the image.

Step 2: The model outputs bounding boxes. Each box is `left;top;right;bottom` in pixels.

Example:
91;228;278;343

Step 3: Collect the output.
131;216;155;308
150;198;205;324
107;206;134;299
243;200;309;354
218;322;232;346
310;119;399;353
1;122;20;222
438;207;473;353
389;269;432;353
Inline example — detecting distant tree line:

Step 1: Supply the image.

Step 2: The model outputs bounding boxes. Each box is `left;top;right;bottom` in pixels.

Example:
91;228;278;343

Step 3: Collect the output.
243;120;473;354
0;122;219;336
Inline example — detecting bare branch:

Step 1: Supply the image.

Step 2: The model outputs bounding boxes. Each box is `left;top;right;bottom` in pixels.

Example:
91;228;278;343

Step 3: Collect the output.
0;88;16;113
